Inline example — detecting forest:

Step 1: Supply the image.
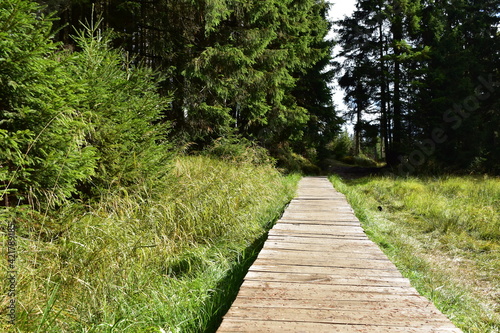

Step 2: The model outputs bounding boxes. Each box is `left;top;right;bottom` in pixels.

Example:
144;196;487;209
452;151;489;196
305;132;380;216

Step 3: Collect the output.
1;0;499;209
0;0;499;332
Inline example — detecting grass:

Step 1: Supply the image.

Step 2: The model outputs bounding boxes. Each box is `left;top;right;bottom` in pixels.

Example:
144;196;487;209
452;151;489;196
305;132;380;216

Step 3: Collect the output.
1;155;300;332
329;175;500;332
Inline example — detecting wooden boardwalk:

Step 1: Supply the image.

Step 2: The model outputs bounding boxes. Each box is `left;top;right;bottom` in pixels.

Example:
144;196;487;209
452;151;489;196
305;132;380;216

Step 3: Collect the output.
217;177;462;332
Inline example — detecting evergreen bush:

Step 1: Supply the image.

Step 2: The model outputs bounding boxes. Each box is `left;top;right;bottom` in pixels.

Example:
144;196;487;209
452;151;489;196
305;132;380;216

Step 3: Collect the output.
0;1;172;209
0;0;97;208
69;19;173;196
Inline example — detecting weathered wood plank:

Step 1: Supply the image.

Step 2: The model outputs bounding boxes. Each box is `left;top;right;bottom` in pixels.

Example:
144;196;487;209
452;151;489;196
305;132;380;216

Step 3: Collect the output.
244;271;412;287
248;266;406;281
252;257;398;270
268;228;368;240
273;223;365;234
223;306;456;327
258;248;388;260
266;234;376;245
262;239;384;252
229;297;435;312
238;280;421;297
281;211;358;220
277;218;360;225
217;319;462;333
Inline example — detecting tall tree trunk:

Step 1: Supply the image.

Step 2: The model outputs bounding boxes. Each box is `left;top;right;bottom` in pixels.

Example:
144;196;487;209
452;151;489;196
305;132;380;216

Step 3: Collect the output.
379;21;389;162
355;101;361;156
387;1;404;166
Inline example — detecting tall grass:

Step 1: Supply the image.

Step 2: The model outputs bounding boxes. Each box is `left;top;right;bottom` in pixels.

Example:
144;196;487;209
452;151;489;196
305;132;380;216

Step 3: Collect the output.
1;155;299;332
330;175;500;332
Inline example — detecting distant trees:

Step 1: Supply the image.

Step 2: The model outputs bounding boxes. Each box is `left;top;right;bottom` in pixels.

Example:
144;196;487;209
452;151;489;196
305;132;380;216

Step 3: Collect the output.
37;0;341;156
336;0;500;172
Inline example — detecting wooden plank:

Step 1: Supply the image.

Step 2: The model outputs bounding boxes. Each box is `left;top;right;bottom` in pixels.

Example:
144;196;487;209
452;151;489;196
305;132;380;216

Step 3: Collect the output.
249;264;405;278
281;211;358;220
278;218;360;225
218;319;462;333
252;257;397;270
273;223;366;234
236;287;434;303
261;242;382;252
244;271;412;287
267;234;376;245
283;205;356;210
269;228;368;240
264;236;378;245
229;297;434;312
223;307;456;327
258;248;389;260
270;227;365;237
238;280;421;297
278;218;361;224
284;208;355;213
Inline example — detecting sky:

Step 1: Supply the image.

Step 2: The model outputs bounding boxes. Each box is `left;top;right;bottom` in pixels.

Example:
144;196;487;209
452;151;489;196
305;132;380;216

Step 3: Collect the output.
327;0;358;131
328;0;357;23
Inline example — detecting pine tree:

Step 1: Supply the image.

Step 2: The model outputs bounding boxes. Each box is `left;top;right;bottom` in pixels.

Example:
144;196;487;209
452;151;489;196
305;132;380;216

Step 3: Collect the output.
69;19;172;195
0;0;97;207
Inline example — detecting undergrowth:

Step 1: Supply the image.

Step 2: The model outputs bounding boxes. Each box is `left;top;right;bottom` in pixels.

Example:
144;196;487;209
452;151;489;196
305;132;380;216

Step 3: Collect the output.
1;156;299;332
330;175;500;333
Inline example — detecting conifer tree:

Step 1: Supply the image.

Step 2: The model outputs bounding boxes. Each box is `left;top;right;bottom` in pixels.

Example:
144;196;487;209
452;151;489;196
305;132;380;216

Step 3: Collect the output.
1;0;172;208
0;0;96;207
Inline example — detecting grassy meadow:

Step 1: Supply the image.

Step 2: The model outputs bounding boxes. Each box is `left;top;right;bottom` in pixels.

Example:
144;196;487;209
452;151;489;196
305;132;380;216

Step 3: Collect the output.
1;155;299;332
330;175;500;333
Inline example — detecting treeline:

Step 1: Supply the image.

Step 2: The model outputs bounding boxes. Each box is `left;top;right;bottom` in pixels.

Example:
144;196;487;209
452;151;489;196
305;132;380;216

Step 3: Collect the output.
43;0;340;160
337;0;500;173
1;0;339;208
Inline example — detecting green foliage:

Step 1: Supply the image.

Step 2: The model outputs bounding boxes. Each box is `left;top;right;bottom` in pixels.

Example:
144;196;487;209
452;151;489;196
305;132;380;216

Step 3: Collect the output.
0;1;172;208
41;0;339;162
180;0;333;148
0;0;97;207
272;144;321;174
69;19;172;194
204;136;275;166
0;156;299;332
326;131;353;160
336;0;500;173
340;154;379;168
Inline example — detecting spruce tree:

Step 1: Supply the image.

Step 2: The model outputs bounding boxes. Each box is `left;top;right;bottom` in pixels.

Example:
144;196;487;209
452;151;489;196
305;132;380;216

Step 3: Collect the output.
0;0;96;207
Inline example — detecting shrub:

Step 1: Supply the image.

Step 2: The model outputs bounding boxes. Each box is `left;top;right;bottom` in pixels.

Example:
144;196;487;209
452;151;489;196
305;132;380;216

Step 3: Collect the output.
204;136;275;166
0;2;172;208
